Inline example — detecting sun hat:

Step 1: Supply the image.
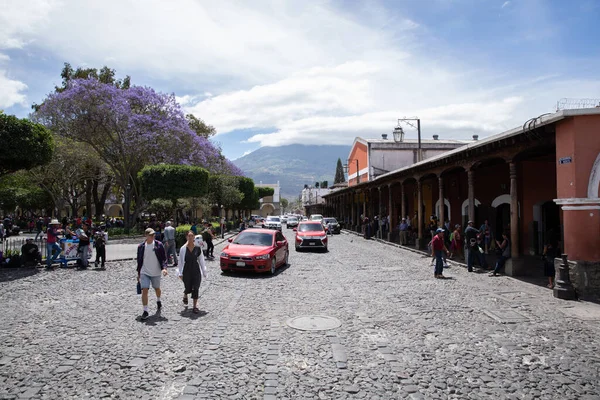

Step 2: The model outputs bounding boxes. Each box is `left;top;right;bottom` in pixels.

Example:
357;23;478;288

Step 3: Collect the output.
50;219;60;225
436;228;444;233
145;228;156;235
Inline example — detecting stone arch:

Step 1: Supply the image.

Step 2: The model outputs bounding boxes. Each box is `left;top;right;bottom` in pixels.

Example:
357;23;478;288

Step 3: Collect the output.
461;198;481;216
435;198;451;221
106;204;123;217
260;203;276;217
491;194;511;208
588;152;600;199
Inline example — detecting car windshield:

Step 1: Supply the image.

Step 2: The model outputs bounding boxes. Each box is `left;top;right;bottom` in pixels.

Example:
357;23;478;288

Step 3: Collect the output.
324;218;337;224
233;232;273;246
298;224;324;232
288;217;298;222
267;217;280;222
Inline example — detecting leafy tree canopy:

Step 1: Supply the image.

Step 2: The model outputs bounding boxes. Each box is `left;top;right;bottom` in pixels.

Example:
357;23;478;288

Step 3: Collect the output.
0;113;54;177
257;187;275;198
186;114;216;139
139;164;208;202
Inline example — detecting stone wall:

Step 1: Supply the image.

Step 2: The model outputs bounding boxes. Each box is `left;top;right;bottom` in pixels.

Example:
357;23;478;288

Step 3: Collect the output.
556;258;600;302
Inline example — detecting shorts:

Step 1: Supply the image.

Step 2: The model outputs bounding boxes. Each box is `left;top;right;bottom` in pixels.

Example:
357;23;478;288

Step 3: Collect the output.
139;274;161;289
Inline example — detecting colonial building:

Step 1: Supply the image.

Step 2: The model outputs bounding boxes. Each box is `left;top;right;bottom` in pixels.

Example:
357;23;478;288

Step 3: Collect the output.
346;134;471;186
253;182;281;217
324;108;600;301
302;186;331;216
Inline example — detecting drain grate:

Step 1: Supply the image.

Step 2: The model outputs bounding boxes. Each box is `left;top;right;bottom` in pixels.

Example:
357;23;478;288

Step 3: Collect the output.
286;315;342;331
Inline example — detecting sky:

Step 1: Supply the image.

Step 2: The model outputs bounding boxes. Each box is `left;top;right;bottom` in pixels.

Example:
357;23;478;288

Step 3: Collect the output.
1;0;600;160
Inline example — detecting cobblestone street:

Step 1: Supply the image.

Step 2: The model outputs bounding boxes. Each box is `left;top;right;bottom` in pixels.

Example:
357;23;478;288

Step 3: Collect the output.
1;229;600;400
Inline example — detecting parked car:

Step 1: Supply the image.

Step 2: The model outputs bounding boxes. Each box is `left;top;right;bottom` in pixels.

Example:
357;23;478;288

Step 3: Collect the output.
310;214;323;222
264;216;282;231
322;217;341;234
286;216;299;229
294;221;328;251
220;228;289;275
281;215;288;224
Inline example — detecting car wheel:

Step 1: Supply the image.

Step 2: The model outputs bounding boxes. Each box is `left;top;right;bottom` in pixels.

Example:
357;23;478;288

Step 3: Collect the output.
295;245;300;252
270;257;277;275
283;250;289;266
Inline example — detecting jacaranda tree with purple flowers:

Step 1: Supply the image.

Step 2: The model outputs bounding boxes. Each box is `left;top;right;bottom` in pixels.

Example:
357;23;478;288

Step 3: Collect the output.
35;78;231;228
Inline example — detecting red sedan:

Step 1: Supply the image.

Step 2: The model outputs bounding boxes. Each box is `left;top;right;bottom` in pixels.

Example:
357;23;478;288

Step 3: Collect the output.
294;221;328;251
220;228;289;275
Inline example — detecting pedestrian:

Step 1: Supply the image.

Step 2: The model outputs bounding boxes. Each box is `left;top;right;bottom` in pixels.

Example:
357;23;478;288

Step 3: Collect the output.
479;220;492;254
75;222;91;269
136;228;168;321
464;220;485;272
178;231;207;314
163;221;178;267
399;218;408;245
202;223;215;259
450;225;463;260
191;221;198;235
94;225;108;269
0;219;4;243
431;228;448;279
46;219;64;269
489;232;510;276
35;217;44;240
543;229;559;289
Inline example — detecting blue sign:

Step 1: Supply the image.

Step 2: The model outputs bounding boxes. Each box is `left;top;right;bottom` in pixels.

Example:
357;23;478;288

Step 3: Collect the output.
559;157;572;165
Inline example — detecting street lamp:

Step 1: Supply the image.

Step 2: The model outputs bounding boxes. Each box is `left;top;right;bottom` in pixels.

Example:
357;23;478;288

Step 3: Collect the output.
396;117;422;162
220;205;225;239
124;183;131;234
344;159;360;184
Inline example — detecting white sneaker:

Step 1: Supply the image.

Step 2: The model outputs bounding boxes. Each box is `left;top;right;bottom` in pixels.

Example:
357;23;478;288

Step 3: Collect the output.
443;263;449;268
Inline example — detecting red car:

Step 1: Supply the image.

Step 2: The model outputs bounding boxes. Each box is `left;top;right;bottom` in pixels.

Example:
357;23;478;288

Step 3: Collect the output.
294;221;328;252
220;228;289;275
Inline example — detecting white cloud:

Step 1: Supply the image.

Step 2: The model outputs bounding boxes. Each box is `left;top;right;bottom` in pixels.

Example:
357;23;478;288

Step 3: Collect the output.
0;70;27;108
502;1;511;9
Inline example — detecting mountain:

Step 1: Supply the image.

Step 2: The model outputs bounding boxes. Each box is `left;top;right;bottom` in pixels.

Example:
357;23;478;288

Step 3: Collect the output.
233;144;351;200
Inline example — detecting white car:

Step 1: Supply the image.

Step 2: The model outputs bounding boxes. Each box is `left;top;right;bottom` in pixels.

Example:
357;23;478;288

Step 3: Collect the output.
310;214;323;222
281;215;288;224
264;216;282;231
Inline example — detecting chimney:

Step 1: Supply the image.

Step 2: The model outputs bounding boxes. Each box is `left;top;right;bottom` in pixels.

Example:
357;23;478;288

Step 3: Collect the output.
473;135;479;141
433;135;439;140
381;133;388;140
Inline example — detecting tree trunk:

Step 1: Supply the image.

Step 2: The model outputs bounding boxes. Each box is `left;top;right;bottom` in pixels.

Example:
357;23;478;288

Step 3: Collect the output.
93;176;112;219
85;180;93;218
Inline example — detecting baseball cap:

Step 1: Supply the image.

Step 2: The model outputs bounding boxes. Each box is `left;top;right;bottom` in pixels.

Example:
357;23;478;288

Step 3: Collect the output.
436;228;444;233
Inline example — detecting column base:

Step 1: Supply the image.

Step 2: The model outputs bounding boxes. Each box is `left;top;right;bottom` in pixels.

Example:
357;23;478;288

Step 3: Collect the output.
557;258;600;302
415;238;427;251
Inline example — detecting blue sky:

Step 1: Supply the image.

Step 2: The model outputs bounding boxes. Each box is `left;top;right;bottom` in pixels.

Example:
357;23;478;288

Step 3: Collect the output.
1;0;599;160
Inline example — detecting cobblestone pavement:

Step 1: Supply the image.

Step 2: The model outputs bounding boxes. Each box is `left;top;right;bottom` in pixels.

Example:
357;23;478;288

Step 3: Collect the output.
1;229;600;400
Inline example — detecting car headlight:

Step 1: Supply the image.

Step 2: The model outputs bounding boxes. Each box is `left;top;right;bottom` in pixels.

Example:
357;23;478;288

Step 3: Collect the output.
220;252;229;258
255;254;270;260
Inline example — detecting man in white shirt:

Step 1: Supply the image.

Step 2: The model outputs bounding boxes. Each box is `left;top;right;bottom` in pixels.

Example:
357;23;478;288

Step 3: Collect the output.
163;221;178;266
136;228;168;321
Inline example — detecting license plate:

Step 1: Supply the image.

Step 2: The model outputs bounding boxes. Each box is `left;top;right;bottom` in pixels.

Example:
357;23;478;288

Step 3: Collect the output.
236;262;246;266
309;242;315;246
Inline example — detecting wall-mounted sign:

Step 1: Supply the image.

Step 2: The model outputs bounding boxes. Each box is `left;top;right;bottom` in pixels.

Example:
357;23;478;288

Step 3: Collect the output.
559;156;572;165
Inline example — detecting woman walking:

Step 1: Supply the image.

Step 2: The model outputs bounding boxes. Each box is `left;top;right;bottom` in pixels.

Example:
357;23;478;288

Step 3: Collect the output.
178;231;207;313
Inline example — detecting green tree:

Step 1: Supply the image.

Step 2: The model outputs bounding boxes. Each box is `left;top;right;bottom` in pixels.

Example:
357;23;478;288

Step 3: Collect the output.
257;187;275;198
0;112;54;177
334;158;345;184
208;175;243;211
139;165;209;222
280;198;289;213
186;114;216;138
0;172;52;213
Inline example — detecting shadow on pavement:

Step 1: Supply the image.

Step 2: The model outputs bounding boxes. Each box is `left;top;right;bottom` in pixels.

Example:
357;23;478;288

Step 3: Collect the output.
139;311;169;325
221;263;292;279
0;267;40;283
179;309;209;320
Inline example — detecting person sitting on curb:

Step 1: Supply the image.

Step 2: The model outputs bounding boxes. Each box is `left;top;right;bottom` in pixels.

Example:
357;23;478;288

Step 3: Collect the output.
21;238;42;267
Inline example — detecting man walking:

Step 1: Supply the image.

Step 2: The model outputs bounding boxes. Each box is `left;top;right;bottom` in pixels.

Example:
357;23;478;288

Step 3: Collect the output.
137;228;168;321
163;221;178;267
35;217;44;240
464;220;485;272
431;228;448;279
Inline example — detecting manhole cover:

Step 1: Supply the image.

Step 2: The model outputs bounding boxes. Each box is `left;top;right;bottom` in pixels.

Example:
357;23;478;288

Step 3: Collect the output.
286;315;342;331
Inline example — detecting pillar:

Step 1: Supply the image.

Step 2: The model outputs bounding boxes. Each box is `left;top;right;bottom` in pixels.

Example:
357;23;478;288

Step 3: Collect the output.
467;169;475;224
351;193;356;230
438;176;444;227
401;182;406;222
509;162;519;258
387;183;393;242
417;180;423;249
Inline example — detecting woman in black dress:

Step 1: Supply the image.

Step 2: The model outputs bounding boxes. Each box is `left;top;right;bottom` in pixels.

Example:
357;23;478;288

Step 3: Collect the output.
178;231;207;313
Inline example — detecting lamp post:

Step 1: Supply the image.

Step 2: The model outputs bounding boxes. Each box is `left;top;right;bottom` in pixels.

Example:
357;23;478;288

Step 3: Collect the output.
344;159;360;185
124;183;131;234
395;118;422;162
